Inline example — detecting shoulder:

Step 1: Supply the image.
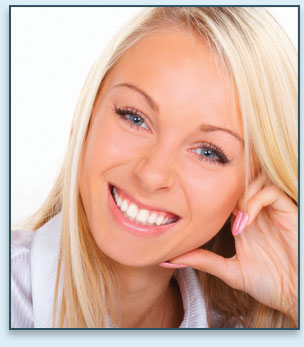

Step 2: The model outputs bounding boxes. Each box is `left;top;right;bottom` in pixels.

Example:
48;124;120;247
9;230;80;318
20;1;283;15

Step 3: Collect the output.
11;229;35;277
11;229;35;328
11;229;35;259
11;213;63;328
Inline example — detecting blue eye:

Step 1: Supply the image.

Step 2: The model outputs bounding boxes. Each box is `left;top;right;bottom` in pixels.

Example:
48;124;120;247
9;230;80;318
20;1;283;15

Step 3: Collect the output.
124;114;148;129
193;148;219;159
114;106;149;130
191;143;230;165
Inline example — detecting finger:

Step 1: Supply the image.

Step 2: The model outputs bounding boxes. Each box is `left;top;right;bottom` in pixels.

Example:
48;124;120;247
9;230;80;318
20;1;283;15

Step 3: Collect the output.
246;184;296;226
236;171;267;213
168;249;242;290
232;211;249;236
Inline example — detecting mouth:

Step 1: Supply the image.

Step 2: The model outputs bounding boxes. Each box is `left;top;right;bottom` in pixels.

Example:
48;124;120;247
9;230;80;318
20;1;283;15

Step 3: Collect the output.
109;184;180;226
108;184;180;237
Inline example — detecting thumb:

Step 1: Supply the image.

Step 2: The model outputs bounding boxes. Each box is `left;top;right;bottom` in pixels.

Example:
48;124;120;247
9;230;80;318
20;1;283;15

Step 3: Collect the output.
169;249;243;290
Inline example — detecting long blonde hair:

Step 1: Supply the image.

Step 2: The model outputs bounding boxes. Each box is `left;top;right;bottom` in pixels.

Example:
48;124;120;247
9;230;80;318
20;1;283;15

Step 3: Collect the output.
28;7;297;328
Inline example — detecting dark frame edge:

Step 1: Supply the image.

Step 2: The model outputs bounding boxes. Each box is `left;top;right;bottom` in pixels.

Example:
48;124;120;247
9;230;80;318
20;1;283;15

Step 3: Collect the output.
9;4;12;331
297;3;300;331
8;3;301;331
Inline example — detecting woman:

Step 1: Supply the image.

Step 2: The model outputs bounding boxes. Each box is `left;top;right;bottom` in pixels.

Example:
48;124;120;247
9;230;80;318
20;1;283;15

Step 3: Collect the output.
11;7;298;328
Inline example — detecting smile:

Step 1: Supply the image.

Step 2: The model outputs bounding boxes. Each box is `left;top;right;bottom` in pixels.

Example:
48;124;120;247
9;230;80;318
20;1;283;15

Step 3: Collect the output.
108;184;180;237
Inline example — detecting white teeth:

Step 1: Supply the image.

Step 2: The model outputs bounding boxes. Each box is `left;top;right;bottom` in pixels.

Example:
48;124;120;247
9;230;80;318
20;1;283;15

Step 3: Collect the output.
126;203;138;219
112;186;177;226
147;212;157;225
156;215;164;226
136;209;149;223
121;199;128;212
112;187;122;207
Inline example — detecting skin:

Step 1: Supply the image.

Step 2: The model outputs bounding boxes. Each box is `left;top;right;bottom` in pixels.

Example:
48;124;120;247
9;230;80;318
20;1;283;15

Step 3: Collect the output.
80;29;245;267
79;28;298;327
171;173;298;326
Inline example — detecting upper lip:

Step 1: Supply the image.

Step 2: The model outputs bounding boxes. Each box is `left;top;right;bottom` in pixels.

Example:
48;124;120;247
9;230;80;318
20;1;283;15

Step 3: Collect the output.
110;183;180;218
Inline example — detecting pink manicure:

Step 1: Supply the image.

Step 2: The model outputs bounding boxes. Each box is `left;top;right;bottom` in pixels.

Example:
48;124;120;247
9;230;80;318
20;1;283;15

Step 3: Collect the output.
232;210;243;236
159;262;188;269
236;213;249;235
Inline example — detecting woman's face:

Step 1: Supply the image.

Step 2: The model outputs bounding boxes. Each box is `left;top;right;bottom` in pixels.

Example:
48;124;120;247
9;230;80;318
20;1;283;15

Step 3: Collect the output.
79;28;246;266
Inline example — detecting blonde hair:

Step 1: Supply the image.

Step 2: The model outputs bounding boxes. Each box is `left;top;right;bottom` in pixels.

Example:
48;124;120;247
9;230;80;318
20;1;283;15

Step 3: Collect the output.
28;7;297;328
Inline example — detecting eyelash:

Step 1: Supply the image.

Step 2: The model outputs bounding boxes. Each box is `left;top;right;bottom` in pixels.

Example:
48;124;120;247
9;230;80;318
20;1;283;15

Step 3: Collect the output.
113;105;230;166
113;105;150;131
190;142;231;166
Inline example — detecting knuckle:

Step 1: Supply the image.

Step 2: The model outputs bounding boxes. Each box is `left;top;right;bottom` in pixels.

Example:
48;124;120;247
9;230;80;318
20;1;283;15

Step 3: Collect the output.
264;184;279;196
246;198;258;213
238;196;245;208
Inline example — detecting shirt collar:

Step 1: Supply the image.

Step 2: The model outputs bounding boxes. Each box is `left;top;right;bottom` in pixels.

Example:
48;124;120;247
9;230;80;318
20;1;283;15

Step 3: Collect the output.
31;213;62;328
31;213;208;328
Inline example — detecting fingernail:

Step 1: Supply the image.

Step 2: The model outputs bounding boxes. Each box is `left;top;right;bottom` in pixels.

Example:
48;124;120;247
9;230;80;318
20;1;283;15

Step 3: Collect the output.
159;262;188;269
236;213;249;235
232;210;243;236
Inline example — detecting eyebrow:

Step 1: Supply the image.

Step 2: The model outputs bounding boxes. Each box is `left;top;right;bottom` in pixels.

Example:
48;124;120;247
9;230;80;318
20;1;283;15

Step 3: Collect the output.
112;83;243;144
112;83;159;112
199;124;244;144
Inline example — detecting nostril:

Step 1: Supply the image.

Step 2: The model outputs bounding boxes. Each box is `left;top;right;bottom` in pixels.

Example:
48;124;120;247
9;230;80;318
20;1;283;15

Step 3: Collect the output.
134;155;176;193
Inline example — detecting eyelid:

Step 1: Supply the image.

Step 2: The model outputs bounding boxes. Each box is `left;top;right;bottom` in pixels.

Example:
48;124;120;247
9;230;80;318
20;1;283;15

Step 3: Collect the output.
113;106;231;166
189;141;231;166
113;105;152;133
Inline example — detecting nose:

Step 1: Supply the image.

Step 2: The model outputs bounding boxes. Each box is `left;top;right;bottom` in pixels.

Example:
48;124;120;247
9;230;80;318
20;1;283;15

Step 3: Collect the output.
134;144;177;193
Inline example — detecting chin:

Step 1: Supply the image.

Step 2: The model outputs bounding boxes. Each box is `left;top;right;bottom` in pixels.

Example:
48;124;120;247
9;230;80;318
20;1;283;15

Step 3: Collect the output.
98;244;165;268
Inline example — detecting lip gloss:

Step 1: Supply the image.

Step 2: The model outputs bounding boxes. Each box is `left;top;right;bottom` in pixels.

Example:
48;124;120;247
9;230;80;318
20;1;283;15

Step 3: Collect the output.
107;184;180;238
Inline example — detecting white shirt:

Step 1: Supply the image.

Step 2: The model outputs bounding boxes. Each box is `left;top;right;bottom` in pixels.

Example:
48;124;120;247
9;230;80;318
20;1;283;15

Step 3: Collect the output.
11;213;208;328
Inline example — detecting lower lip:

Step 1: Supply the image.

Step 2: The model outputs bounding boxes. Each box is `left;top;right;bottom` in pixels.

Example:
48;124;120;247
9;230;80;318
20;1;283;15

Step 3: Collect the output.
107;185;179;238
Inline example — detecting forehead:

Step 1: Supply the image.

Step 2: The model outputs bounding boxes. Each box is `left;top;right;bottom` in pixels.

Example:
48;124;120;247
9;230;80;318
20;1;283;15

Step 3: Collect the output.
100;28;242;136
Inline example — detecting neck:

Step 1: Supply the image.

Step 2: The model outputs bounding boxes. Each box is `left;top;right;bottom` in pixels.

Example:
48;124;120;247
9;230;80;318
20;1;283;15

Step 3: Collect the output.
113;264;184;328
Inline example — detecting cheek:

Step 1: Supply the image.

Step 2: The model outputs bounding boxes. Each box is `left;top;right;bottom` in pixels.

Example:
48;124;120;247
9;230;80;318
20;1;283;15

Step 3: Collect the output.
79;115;127;212
82;115;141;177
184;166;245;232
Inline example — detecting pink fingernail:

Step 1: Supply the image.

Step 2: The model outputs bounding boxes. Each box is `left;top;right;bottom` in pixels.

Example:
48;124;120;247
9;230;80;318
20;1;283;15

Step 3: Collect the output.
159;262;188;269
236;213;249;235
232;210;243;236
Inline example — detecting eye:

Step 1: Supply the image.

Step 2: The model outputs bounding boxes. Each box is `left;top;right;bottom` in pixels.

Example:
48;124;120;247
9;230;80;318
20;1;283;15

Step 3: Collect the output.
191;142;230;166
114;105;149;131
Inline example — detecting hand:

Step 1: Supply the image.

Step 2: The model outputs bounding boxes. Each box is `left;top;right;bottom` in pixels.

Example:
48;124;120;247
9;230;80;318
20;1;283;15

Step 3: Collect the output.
163;172;298;326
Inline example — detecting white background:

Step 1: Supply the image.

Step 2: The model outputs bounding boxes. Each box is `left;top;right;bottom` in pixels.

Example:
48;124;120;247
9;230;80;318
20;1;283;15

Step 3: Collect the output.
11;7;298;224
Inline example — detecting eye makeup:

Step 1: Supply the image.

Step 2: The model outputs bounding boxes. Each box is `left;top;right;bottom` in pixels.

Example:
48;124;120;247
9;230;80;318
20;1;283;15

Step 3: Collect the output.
113;105;150;132
190;142;231;166
113;104;231;166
